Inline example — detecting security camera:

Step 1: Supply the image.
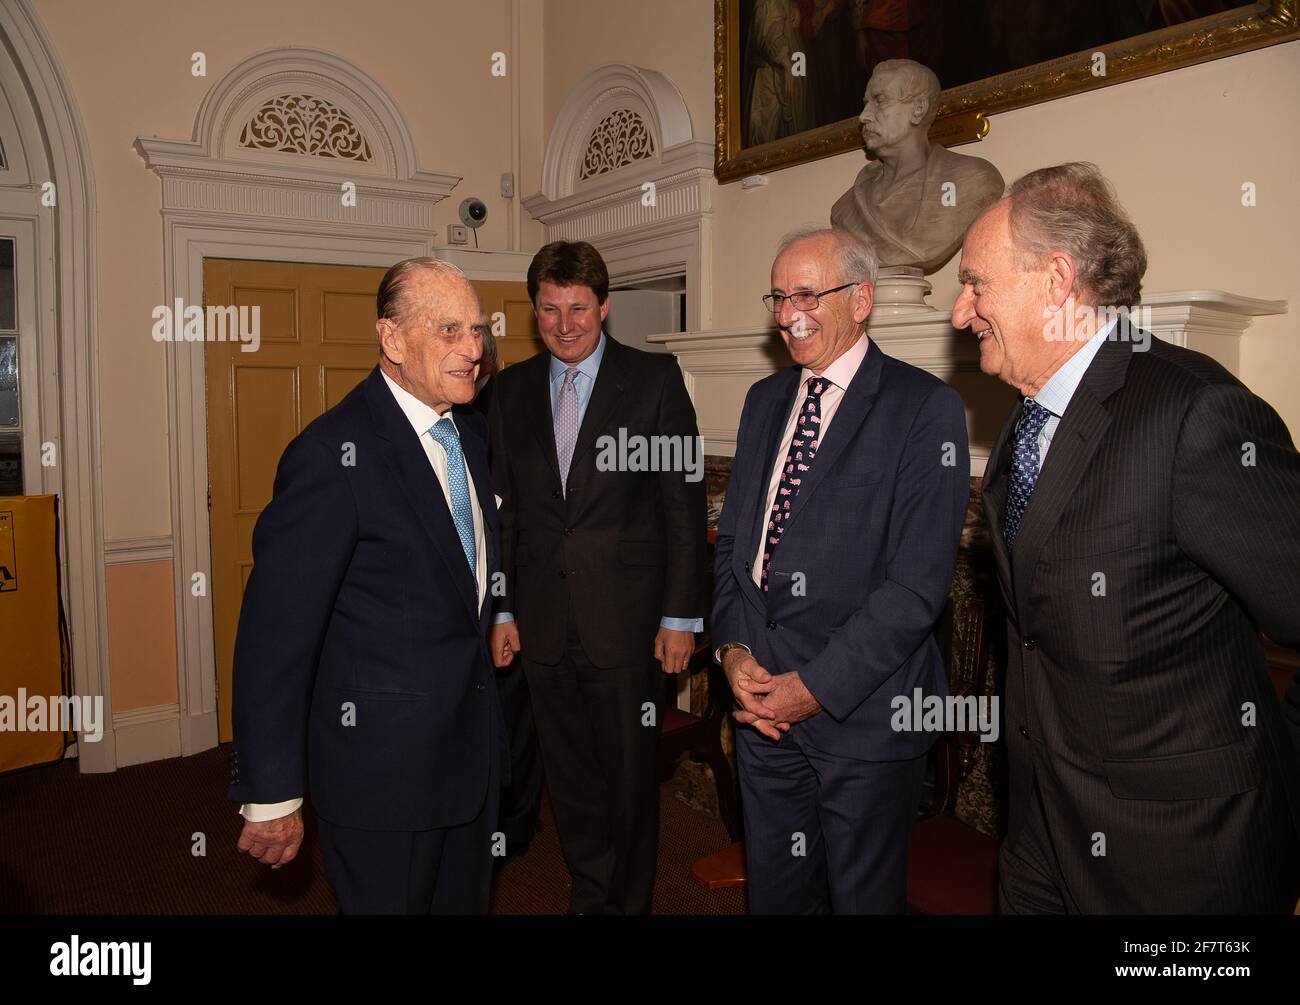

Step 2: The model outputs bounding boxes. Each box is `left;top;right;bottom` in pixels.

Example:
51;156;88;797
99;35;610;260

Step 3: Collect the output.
459;198;488;229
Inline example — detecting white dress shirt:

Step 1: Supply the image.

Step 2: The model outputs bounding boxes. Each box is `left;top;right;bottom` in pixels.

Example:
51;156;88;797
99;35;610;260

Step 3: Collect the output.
752;334;871;586
241;370;486;823
1027;318;1115;466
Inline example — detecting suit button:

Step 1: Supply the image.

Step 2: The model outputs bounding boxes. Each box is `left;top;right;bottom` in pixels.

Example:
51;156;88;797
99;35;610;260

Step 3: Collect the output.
1019;726;1030;739
1023;638;1037;651
476;683;486;692
563;527;573;536
559;570;567;579
766;620;777;630
552;489;561;499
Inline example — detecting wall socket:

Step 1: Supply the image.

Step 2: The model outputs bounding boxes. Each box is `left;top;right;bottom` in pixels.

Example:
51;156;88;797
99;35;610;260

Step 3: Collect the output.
500;172;515;199
447;223;469;245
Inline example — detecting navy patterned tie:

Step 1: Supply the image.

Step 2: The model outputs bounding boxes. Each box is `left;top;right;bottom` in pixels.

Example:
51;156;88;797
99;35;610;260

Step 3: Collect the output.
761;377;828;591
1004;399;1052;548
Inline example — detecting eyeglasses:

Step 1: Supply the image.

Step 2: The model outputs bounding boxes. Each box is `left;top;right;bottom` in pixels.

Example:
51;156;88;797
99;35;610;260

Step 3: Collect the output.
762;283;860;313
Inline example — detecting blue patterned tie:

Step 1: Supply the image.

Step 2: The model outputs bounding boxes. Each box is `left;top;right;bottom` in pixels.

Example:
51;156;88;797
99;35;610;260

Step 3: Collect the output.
428;417;476;577
761;377;828;591
1004;399;1052;547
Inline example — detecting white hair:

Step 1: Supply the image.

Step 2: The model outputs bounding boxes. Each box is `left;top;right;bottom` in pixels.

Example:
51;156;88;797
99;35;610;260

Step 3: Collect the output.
777;226;878;286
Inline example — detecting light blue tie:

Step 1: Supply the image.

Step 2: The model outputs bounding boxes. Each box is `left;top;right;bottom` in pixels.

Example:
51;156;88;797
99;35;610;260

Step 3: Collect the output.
428;417;476;577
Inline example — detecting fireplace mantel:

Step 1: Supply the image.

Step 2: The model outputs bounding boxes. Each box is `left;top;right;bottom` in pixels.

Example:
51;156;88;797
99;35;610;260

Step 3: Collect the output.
650;289;1286;474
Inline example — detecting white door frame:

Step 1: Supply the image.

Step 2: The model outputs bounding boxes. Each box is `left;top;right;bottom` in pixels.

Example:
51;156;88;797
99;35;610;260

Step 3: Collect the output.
0;0;109;770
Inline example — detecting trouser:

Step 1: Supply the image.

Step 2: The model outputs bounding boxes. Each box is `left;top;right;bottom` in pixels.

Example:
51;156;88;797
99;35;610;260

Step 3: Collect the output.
495;658;544;855
737;724;927;914
998;771;1075;915
318;746;501;915
523;614;660;914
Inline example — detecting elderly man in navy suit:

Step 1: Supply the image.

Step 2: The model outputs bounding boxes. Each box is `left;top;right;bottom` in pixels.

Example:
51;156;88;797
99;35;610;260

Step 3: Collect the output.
229;258;505;914
713;228;969;913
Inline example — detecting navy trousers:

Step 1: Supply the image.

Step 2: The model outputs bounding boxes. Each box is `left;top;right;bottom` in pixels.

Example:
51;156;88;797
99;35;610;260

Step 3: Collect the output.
738;725;926;914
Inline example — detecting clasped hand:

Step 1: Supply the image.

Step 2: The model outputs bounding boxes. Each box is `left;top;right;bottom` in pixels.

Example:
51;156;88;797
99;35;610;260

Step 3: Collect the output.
722;651;821;740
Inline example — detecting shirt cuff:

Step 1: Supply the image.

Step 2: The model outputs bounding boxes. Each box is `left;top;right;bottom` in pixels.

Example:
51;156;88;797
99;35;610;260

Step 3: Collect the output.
240;798;304;822
492;612;515;624
660;616;703;633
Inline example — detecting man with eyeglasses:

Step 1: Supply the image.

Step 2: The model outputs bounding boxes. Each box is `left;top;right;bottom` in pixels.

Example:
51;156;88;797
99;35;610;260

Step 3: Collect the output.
230;258;506;913
712;227;969;913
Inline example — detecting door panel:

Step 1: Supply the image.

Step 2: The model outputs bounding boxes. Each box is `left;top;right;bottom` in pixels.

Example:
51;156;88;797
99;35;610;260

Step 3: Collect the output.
206;259;385;743
205;259;538;742
475;279;543;367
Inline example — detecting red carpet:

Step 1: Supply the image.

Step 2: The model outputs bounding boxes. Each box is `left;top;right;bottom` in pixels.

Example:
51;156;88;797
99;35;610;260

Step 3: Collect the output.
0;745;744;915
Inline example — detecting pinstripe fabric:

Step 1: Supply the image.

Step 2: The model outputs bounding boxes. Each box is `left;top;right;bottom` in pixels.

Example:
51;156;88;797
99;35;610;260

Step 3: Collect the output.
983;334;1300;913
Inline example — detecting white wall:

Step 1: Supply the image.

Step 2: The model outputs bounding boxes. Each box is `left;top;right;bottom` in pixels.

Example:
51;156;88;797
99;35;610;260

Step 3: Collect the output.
541;0;1300;438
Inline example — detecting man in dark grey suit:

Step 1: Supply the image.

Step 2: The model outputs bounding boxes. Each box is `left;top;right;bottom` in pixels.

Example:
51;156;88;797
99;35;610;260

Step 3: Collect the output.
954;162;1300;913
487;241;708;914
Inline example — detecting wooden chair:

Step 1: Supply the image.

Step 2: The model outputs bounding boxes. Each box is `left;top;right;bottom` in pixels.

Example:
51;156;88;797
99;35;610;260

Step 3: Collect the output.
658;638;742;841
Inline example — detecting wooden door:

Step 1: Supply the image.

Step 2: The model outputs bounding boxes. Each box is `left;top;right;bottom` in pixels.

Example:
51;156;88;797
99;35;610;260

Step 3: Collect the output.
205;260;542;742
475;280;543;367
205;259;384;742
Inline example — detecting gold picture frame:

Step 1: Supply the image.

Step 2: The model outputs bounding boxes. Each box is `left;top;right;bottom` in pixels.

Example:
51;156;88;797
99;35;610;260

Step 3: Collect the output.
715;0;1299;183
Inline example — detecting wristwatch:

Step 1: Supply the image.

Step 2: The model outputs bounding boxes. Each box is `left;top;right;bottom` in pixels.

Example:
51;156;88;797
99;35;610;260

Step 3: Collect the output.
714;641;753;666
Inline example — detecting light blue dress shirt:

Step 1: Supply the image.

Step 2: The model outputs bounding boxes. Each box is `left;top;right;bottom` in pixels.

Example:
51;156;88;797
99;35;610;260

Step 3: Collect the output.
548;330;607;424
1026;318;1115;466
497;331;703;634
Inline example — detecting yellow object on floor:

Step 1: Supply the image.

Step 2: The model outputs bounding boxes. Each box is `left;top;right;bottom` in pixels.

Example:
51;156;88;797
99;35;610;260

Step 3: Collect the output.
0;495;68;773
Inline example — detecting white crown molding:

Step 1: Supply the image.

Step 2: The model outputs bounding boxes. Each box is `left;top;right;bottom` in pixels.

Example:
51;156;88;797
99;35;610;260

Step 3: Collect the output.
539;63;694;201
527;63;715;331
524;140;713;241
135;47;460;234
105;536;174;566
432;247;536;282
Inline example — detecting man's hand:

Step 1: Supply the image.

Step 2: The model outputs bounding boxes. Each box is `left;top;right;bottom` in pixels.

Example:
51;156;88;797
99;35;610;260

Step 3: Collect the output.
489;621;521;668
722;649;790;740
237;808;304;869
745;670;822;726
655;627;696;675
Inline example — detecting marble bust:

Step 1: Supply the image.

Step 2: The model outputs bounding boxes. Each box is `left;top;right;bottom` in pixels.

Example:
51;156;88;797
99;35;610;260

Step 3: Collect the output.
831;59;1004;274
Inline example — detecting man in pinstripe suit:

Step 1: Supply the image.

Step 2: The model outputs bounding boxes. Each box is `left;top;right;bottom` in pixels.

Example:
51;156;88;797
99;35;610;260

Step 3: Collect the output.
953;162;1300;913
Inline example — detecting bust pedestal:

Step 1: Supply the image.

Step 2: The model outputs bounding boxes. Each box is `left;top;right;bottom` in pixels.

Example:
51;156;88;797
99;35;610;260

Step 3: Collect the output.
871;266;936;318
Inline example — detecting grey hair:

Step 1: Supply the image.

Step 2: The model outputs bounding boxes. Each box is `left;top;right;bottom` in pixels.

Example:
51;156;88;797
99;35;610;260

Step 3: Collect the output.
872;59;941;129
376;257;469;322
777;226;878;286
1006;162;1147;307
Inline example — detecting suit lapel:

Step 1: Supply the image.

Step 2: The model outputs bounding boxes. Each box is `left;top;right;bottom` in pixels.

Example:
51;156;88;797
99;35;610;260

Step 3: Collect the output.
781;340;884;530
1010;338;1133;594
983;401;1019;607
524;354;563;489
568;336;628;474
735;367;800;593
454;406;499;620
365;370;479;620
